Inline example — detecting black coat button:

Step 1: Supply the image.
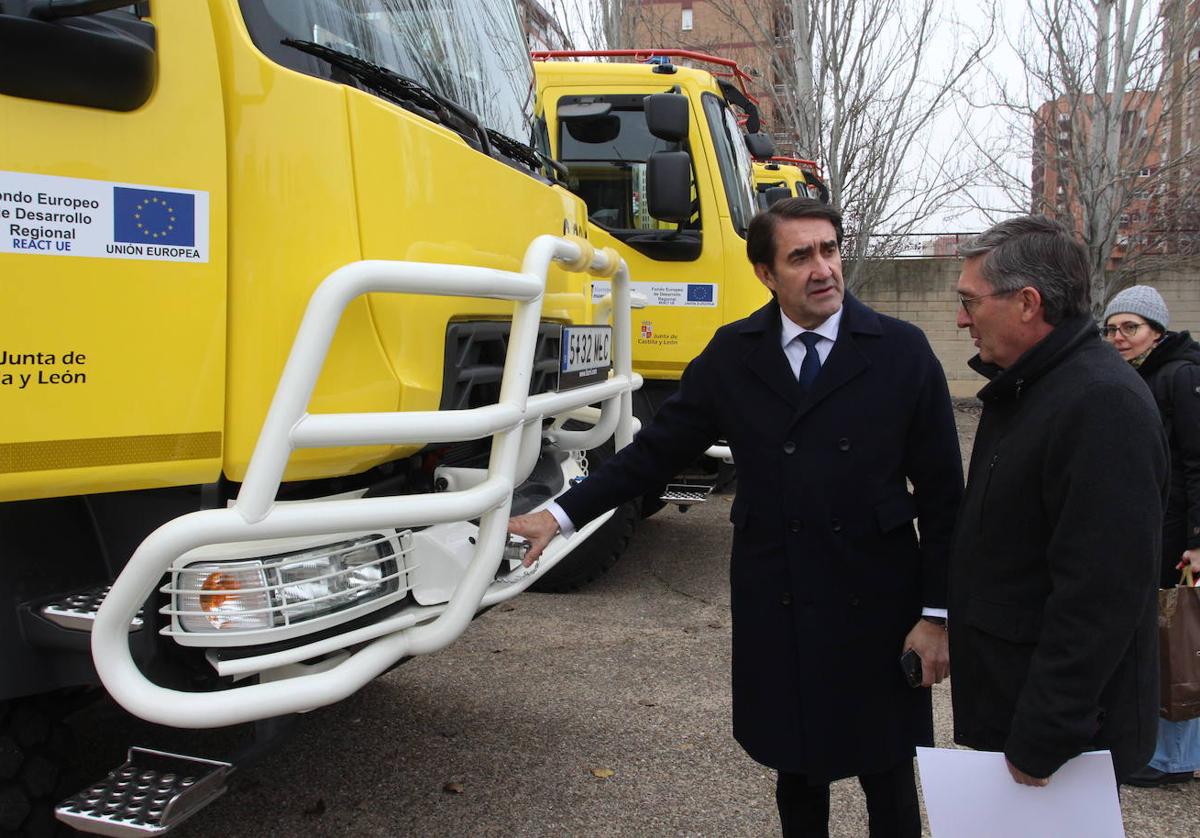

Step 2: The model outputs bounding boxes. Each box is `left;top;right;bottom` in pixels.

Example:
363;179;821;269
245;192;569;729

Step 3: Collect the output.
788;519;802;533
831;518;843;533
781;592;793;606
849;596;861;607
838;437;851;451
783;441;796;455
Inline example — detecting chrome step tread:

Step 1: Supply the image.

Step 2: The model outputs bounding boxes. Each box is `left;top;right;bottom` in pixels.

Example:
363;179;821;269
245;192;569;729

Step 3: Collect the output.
55;747;232;836
660;483;714;505
40;585;143;632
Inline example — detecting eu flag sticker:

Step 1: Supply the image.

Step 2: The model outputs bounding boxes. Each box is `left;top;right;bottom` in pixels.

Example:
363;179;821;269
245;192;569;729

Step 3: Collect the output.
686;284;714;303
113;187;195;246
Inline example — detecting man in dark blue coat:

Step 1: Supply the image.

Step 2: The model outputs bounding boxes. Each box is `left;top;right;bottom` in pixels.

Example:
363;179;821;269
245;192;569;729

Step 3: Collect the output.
510;198;963;837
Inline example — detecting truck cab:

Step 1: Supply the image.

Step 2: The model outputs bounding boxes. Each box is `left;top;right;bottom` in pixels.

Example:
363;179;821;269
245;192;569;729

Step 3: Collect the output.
753;158;829;207
754;156;830;206
533;51;774;388
532;50;783;510
1;2;640;833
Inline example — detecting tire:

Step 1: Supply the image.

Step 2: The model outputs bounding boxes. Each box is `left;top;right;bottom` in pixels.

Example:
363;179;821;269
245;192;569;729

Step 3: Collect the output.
530;439;639;593
0;699;75;838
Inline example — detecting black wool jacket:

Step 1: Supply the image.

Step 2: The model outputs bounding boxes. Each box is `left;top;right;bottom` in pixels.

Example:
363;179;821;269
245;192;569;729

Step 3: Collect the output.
559;294;963;782
949;316;1168;781
1137;330;1200;586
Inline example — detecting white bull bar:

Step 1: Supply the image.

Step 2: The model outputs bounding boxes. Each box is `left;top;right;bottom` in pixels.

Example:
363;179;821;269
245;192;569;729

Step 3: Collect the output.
91;235;638;728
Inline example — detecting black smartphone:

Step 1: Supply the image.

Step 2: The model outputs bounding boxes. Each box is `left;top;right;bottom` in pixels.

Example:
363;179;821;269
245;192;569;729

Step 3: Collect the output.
899;648;924;688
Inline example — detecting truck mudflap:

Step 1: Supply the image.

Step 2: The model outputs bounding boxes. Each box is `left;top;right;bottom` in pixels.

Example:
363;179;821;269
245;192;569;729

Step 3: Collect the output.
90;235;640;729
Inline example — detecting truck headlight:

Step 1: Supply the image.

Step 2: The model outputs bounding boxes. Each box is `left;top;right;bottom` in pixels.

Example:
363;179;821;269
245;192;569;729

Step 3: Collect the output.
174;535;399;633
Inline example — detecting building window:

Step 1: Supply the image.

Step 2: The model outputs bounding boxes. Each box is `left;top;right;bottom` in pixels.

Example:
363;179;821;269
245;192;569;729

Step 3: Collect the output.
682;8;693;30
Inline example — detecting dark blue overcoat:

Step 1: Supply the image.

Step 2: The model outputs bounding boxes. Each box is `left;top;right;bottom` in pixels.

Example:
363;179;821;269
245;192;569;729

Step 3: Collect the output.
558;293;963;781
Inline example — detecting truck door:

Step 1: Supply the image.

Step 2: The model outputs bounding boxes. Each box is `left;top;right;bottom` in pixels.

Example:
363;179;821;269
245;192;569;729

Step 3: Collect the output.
0;3;228;503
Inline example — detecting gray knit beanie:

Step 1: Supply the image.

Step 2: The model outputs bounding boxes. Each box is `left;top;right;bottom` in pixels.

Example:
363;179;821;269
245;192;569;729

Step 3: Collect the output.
1103;285;1169;331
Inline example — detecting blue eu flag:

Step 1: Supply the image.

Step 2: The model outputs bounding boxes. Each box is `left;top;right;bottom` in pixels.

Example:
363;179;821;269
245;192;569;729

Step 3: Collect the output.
113;187;195;246
686;284;714;303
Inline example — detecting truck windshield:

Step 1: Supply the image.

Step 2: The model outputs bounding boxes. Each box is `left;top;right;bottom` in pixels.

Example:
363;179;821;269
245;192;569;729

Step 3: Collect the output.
557;100;697;232
239;0;535;145
701;93;757;237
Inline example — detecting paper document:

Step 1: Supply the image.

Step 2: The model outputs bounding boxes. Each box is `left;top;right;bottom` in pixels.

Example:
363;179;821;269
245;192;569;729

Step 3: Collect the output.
915;747;1124;837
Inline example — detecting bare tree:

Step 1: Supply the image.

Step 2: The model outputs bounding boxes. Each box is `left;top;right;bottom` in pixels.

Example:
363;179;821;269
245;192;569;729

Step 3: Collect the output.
539;0;637;49
966;0;1200;312
593;0;995;290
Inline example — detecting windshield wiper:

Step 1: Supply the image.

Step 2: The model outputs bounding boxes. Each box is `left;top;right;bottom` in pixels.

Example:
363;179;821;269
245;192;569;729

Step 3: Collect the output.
486;129;568;179
283;38;491;158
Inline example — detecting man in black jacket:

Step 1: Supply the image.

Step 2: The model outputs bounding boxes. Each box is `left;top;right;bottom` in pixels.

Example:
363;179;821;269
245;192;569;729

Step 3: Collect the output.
950;215;1168;785
511;198;963;836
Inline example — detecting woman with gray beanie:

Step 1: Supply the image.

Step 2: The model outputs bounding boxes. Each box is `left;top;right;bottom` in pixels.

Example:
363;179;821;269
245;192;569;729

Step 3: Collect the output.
1103;284;1200;787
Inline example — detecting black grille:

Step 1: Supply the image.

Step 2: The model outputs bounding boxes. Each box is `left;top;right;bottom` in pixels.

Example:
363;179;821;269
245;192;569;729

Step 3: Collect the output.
440;321;562;411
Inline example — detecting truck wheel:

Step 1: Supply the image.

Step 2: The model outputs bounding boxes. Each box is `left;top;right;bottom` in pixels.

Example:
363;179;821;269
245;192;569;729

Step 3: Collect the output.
0;699;74;837
530;439;639;593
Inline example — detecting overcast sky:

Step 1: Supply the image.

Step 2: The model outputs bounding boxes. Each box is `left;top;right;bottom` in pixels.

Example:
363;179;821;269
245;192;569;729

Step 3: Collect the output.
543;0;1036;236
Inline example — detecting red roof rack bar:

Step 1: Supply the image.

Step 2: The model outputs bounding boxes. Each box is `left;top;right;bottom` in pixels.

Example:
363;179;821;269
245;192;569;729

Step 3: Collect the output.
770;156;823;177
530;49;758;105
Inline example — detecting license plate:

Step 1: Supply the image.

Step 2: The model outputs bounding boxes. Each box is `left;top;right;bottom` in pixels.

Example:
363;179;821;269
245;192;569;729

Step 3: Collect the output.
559;325;612;390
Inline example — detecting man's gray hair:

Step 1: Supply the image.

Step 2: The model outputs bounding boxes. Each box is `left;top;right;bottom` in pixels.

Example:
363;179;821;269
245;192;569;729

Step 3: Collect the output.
958;216;1091;325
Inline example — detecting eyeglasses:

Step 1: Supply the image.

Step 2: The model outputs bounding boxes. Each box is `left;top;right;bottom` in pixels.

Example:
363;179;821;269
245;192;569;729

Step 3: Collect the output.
1101;322;1146;339
957;289;1016;313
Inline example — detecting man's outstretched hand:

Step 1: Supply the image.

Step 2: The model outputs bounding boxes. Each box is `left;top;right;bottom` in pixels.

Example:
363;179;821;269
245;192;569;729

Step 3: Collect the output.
508;509;560;565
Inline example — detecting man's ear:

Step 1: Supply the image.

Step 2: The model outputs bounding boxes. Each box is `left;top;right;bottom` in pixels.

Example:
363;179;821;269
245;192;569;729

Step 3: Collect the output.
753;262;775;291
1017;286;1046;324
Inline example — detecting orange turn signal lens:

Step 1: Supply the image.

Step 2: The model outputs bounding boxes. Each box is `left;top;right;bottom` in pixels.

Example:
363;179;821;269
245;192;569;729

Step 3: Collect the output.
199;572;241;613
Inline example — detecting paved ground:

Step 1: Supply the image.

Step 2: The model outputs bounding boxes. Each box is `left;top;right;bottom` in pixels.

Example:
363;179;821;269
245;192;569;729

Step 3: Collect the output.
68;403;1200;836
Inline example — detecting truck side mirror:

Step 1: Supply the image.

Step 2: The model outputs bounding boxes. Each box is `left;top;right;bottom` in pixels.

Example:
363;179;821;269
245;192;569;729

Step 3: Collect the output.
644;94;689;142
745;133;775;161
805;174;831;204
764;186;792;206
0;12;156;111
647;151;693;223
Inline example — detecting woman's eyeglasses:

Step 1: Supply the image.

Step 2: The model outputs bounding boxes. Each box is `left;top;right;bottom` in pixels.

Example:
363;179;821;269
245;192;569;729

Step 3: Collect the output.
1101;322;1145;339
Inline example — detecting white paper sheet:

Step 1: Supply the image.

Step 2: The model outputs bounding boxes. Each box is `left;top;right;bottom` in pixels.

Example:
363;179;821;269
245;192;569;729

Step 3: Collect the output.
915;747;1124;838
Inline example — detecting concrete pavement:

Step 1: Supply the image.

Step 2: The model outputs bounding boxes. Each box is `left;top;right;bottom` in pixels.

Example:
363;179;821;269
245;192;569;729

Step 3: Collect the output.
69;482;1200;836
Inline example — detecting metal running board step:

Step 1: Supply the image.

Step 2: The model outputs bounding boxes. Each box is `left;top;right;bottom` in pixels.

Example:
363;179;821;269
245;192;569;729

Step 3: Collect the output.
660;483;714;507
40;585;143;632
56;747;232;836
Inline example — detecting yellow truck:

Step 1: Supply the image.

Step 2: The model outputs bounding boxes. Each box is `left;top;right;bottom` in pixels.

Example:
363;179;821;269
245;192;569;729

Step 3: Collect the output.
753;157;829;207
531;49;787;517
0;2;646;834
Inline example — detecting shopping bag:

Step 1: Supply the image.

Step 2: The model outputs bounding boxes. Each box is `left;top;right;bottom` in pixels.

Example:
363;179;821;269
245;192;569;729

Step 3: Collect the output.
1160;567;1200;721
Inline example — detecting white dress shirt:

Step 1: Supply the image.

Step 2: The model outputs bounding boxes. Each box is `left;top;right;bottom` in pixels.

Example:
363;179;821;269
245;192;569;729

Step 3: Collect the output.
780;306;841;377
